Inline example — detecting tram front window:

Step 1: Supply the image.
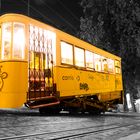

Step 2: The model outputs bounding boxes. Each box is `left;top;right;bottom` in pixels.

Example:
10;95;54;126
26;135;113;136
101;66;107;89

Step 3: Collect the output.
1;22;12;60
13;23;25;59
1;22;25;60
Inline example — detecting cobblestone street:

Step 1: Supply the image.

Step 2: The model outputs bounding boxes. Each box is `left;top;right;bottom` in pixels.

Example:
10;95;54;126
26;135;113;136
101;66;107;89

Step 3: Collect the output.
0;108;140;140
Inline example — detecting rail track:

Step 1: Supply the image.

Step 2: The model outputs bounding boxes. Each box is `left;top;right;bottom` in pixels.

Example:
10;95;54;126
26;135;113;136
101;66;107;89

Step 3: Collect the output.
0;121;140;140
0;112;140;129
1;109;140;139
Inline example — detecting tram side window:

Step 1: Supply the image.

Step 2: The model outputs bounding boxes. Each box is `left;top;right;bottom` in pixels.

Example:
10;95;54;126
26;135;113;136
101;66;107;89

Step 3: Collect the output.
13;23;25;59
74;47;85;67
61;41;73;65
1;22;12;60
85;50;94;69
102;57;108;72
94;54;102;72
108;59;114;73
115;60;121;74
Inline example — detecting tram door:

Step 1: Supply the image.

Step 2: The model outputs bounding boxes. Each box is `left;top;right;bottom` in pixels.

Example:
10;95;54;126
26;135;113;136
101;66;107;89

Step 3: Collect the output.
28;25;54;100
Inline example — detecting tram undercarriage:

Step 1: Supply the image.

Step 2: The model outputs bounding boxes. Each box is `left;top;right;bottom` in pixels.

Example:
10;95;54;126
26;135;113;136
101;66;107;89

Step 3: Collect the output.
25;94;121;115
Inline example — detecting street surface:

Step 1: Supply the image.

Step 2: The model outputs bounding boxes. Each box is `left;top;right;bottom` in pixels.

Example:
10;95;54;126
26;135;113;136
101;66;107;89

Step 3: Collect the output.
0;108;140;140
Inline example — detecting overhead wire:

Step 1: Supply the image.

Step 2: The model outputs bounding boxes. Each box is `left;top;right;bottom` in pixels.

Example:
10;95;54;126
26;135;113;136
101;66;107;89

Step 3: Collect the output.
39;0;78;32
22;0;60;28
1;0;79;32
56;0;80;22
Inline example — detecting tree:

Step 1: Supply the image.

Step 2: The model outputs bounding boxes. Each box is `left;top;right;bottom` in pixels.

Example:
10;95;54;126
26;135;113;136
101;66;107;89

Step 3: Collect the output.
79;0;113;52
79;0;140;111
110;0;140;111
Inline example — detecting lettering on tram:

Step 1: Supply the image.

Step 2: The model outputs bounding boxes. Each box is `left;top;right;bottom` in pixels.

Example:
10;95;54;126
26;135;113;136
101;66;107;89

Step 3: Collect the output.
88;74;94;80
0;66;8;91
106;75;109;81
62;76;74;80
76;75;80;81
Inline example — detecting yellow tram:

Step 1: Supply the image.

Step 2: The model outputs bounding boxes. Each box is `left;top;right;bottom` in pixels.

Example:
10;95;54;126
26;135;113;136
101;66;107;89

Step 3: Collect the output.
0;14;123;114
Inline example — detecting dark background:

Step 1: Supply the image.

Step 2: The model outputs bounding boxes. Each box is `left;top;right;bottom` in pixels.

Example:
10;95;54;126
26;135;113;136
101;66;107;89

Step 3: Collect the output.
0;0;83;35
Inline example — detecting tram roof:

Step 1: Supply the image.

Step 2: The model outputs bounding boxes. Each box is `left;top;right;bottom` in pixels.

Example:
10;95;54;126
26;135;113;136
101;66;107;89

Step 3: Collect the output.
0;13;121;61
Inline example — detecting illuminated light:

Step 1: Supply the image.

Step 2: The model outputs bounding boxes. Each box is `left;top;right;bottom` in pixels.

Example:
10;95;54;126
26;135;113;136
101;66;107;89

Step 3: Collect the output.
126;93;132;109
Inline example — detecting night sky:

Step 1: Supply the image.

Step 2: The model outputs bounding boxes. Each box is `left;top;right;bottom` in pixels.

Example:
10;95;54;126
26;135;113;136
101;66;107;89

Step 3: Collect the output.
0;0;83;34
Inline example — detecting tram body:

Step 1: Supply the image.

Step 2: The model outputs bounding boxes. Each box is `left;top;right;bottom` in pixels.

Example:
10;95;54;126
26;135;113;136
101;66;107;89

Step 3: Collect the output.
0;14;123;113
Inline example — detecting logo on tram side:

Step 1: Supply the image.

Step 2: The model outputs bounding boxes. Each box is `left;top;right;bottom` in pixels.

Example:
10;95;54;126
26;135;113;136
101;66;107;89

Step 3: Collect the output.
80;83;89;91
0;66;8;91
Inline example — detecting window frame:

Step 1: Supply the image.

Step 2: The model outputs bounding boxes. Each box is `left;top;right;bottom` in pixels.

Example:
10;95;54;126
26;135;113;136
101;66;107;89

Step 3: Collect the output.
101;56;108;73
85;50;95;70
115;60;121;74
60;41;74;66
107;58;114;74
94;53;102;72
59;41;116;74
1;22;26;60
74;46;85;68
